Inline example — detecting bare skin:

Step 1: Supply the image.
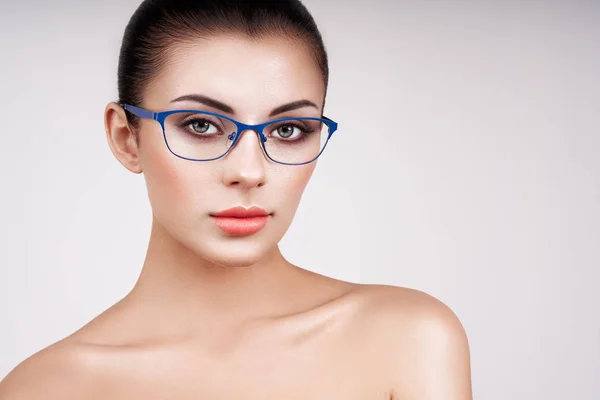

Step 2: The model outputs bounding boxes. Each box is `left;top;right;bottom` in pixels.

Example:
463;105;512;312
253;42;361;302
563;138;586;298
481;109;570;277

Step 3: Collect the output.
0;34;472;399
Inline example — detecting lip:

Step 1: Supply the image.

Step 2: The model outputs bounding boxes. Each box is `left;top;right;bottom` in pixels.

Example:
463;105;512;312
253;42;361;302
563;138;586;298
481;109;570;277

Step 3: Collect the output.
210;206;270;236
212;206;269;218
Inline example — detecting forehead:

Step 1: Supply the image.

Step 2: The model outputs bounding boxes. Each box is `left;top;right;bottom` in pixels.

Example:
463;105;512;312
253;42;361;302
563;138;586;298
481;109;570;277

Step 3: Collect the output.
143;34;325;119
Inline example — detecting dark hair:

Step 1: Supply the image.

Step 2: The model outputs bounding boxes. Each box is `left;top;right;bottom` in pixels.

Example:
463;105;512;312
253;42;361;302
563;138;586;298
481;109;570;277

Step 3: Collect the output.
118;0;329;129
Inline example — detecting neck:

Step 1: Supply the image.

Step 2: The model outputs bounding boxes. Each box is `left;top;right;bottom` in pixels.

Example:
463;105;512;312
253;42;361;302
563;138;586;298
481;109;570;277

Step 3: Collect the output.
127;216;302;327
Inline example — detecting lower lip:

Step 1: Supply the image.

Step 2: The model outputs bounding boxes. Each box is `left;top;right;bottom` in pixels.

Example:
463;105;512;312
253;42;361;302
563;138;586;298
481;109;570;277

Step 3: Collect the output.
211;216;269;236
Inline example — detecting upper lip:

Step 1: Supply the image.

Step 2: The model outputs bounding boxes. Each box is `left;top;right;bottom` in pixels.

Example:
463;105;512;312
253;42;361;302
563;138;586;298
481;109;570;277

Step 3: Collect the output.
211;206;269;218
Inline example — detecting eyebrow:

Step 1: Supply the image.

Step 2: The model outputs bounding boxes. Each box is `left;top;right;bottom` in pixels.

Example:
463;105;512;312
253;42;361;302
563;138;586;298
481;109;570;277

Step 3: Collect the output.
170;94;234;114
268;100;319;117
170;94;319;117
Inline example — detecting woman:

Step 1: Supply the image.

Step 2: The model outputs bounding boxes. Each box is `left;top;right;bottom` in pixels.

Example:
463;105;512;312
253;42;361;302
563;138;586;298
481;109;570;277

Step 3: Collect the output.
0;0;472;398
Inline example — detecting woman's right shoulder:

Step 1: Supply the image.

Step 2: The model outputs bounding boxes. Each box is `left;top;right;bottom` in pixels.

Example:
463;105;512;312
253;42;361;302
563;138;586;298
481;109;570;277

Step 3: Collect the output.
0;339;108;400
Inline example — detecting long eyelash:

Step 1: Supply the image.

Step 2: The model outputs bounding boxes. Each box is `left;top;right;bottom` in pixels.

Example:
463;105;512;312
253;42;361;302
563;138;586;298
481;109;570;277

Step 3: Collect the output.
273;121;316;134
178;117;213;128
177;118;226;134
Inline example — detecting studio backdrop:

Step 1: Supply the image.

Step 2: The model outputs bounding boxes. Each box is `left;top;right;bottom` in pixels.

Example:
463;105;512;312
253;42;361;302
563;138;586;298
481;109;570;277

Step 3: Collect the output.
0;1;598;399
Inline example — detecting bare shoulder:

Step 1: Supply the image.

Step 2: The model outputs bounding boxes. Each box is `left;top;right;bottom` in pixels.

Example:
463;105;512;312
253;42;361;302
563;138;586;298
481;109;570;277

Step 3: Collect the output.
0;339;105;400
351;284;467;332
347;284;473;399
347;284;470;354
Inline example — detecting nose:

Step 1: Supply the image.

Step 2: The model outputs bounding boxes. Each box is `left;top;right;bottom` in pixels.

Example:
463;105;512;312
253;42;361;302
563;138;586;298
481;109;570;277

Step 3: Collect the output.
222;129;267;189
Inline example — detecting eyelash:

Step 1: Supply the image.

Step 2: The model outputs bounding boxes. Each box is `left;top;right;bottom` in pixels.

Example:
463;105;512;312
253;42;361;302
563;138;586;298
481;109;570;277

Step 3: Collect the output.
178;117;225;135
269;121;314;135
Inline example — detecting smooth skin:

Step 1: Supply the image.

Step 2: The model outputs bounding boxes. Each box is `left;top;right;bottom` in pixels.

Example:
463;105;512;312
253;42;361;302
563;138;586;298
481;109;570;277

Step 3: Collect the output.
0;35;472;399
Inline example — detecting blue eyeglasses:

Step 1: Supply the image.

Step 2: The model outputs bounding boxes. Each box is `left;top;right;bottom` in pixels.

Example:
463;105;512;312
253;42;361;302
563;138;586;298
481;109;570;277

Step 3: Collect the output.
121;104;339;166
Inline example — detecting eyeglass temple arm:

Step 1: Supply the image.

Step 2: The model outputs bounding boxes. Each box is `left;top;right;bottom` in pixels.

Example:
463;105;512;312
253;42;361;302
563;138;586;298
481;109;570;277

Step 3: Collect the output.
121;104;155;120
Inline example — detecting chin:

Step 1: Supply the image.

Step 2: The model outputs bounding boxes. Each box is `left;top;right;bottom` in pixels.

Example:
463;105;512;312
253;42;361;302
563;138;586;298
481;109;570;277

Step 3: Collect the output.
187;236;277;268
159;214;288;268
201;246;272;268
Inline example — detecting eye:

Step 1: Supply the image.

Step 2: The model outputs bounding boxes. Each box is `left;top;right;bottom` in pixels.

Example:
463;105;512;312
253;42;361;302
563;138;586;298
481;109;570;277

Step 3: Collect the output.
188;119;219;135
274;125;302;140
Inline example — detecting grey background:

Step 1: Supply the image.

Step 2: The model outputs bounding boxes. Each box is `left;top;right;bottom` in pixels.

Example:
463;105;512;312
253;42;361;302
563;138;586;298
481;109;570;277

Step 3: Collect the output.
0;0;599;398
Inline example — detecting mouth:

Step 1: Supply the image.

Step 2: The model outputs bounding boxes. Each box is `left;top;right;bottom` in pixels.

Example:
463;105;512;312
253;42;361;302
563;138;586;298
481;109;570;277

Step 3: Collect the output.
210;206;271;236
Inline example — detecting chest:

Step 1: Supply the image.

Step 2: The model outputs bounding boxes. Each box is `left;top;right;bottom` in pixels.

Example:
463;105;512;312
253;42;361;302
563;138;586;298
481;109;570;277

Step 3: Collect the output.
96;325;391;399
100;352;388;399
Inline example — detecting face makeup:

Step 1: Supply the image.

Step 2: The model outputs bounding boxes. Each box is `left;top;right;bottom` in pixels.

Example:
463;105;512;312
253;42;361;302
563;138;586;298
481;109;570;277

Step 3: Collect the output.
135;35;323;266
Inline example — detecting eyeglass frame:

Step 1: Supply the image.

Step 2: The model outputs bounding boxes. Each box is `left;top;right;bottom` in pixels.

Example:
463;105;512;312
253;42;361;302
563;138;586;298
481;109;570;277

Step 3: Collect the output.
120;104;339;166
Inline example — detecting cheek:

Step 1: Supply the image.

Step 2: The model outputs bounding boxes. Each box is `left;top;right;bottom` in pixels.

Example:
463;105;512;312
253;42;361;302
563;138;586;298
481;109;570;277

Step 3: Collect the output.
275;163;316;214
140;137;212;221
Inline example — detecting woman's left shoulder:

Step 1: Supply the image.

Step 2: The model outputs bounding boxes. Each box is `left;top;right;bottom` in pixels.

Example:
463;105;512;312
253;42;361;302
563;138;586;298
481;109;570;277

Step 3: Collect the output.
349;283;467;335
343;284;472;398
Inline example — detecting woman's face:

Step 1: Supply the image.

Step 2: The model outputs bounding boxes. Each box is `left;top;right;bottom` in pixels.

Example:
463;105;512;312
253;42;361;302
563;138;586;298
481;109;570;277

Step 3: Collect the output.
136;34;326;267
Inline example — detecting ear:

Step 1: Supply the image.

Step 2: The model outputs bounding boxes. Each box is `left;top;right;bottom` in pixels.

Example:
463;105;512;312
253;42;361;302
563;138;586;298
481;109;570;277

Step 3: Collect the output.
104;102;143;174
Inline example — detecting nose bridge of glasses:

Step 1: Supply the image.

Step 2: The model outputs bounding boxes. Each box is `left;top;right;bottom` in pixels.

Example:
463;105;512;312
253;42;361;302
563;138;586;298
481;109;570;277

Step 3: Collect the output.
225;123;265;157
232;122;267;144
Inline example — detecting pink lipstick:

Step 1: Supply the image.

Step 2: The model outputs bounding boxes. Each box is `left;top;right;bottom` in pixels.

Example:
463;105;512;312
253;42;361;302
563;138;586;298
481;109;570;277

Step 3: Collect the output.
210;206;270;236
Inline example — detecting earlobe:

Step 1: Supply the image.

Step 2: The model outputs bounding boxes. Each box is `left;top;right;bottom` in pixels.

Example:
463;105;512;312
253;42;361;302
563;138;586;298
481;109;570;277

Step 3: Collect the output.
104;102;143;174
